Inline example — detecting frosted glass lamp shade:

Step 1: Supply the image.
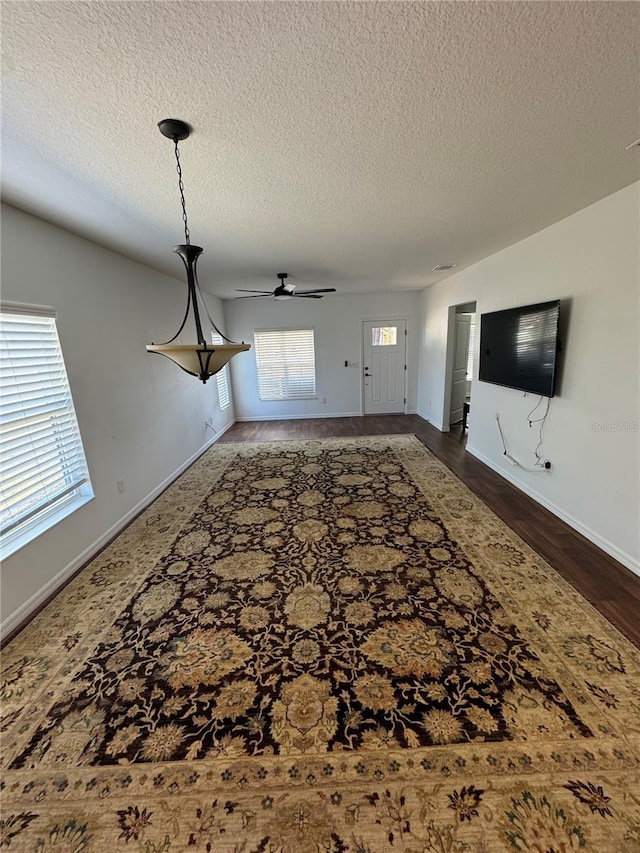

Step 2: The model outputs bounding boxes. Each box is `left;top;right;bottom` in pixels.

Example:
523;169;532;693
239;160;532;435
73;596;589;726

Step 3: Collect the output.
146;342;250;382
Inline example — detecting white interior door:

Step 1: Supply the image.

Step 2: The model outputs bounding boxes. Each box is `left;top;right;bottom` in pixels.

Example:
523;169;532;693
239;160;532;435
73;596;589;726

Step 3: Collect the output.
362;320;406;414
449;314;471;425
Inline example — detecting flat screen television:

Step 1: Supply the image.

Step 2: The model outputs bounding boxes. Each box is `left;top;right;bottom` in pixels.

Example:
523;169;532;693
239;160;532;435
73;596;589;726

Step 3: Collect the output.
478;300;561;397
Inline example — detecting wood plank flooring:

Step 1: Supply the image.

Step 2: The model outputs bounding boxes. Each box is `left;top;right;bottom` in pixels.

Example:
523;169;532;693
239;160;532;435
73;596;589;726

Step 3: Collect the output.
221;415;640;648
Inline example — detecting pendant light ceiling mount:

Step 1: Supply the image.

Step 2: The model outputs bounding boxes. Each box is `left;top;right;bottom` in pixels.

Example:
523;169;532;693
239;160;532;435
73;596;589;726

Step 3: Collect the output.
158;118;191;141
146;118;250;383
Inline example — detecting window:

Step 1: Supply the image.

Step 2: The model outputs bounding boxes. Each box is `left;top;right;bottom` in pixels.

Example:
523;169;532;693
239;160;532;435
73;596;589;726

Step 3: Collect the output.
371;326;397;346
1;305;94;558
254;329;316;401
211;333;231;410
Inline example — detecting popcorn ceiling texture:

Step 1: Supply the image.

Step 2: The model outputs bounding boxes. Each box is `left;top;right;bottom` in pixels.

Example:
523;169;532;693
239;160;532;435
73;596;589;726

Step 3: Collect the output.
1;1;638;296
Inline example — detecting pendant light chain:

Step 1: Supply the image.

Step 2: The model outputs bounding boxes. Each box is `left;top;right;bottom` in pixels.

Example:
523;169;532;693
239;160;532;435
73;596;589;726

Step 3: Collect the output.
148;118;250;382
173;137;191;245
172;131;235;345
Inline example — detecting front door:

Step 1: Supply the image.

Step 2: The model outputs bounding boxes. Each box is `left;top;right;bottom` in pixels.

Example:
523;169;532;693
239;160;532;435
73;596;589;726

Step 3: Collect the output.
362;320;406;414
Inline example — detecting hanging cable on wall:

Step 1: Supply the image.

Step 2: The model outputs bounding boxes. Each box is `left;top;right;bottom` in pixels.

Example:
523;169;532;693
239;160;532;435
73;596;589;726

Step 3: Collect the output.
495;397;552;473
528;396;552;468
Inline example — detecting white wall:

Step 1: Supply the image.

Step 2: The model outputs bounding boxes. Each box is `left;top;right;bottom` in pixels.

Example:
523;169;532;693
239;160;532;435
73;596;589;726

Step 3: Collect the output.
417;183;640;573
224;292;421;420
1;205;234;632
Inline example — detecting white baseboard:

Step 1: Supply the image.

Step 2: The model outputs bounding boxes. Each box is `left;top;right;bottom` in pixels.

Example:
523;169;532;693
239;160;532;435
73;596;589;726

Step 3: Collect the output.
465;443;640;577
416;409;446;432
237;411;420;422
1;420;236;641
236;412;362;422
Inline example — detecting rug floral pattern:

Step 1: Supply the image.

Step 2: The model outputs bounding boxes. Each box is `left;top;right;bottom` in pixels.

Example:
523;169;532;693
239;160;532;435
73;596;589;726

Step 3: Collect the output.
1;436;639;851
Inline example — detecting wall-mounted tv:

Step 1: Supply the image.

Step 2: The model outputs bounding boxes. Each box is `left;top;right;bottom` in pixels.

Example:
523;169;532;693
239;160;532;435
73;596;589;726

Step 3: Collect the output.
478;300;561;397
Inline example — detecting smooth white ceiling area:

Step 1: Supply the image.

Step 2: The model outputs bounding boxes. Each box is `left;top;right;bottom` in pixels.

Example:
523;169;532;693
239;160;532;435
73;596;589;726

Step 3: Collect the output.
2;1;638;298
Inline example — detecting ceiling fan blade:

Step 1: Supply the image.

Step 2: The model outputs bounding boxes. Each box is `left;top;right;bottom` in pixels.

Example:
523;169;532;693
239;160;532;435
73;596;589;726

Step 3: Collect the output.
236;289;273;293
234;293;273;299
293;293;324;298
295;288;337;294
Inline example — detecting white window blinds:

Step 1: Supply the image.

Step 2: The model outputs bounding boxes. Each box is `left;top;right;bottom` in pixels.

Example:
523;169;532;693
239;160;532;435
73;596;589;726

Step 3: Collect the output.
467;321;476;379
211;333;231;410
1;308;93;546
254;329;316;401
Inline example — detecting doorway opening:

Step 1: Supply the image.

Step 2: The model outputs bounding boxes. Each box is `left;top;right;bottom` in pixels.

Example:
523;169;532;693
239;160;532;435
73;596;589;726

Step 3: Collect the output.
446;302;476;432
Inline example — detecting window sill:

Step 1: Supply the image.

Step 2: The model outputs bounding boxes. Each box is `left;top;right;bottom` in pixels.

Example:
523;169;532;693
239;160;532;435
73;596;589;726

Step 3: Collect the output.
0;489;94;561
258;396;318;403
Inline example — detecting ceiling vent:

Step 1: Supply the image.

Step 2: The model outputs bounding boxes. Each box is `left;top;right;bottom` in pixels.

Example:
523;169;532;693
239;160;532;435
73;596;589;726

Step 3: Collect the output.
432;263;458;271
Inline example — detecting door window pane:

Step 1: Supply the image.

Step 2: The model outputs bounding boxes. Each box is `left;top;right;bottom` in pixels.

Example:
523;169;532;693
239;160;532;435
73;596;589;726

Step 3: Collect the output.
371;326;397;346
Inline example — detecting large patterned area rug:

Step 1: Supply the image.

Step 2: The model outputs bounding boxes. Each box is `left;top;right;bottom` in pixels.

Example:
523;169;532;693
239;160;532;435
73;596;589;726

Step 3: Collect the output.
2;436;639;852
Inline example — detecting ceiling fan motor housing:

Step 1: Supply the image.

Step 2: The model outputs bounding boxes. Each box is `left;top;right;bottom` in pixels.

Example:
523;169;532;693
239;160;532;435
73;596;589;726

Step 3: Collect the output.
235;273;336;299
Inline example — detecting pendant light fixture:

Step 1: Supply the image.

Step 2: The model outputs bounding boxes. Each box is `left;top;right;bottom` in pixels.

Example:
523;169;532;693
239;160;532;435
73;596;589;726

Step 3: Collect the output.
146;119;250;383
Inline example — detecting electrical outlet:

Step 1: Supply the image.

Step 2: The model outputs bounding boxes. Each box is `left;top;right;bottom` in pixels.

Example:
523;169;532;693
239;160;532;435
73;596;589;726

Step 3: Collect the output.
117;480;125;494
321;396;327;404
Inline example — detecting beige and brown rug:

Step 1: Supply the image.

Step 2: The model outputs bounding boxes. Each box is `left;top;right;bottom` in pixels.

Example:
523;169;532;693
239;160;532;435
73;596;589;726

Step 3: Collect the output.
1;435;639;851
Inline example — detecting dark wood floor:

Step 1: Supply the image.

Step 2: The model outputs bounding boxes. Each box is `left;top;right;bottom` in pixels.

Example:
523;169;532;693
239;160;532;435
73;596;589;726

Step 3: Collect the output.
221;415;640;648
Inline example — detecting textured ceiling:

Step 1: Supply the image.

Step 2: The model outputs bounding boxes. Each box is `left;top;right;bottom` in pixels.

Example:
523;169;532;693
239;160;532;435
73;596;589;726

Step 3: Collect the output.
2;1;639;298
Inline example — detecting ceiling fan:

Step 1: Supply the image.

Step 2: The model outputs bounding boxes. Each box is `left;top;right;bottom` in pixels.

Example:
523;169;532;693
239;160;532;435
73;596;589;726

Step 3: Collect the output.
236;273;336;300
